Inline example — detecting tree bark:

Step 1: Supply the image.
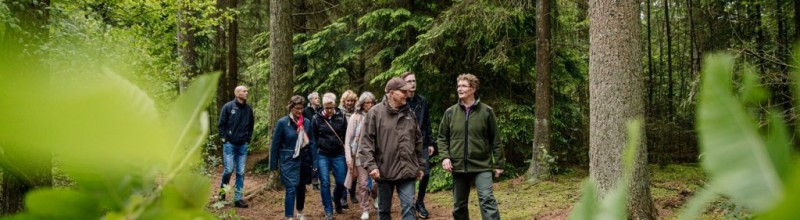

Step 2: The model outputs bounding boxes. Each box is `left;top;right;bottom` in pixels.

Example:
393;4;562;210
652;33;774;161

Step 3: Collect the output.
177;0;198;94
267;0;294;190
1;0;53;215
664;0;674;118
589;0;657;219
796;0;800;42
215;0;230;113
527;0;552;183
647;0;654;111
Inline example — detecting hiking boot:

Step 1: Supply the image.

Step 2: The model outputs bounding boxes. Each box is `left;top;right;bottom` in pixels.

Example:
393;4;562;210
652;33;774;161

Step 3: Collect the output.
324;212;334;220
351;196;359;204
416;202;429;219
233;200;249;208
360;211;369;220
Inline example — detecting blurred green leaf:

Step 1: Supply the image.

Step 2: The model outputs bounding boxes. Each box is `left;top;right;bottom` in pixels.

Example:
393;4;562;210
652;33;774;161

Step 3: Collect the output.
166;72;220;173
738;64;768;105
761;163;800;220
569;180;597;220
162;173;211;209
696;54;782;212
764;110;794;184
24;189;100;219
568;119;640;220
677;188;718;220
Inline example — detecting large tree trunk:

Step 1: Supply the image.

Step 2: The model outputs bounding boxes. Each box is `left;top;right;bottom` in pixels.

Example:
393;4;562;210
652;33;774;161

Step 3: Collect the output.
646;0;654;112
796;0;800;42
1;0;53;215
267;0;293;190
215;0;230;112
588;0;657;219
527;0;552;183
177;0;198;94
664;0;674;119
227;0;239;93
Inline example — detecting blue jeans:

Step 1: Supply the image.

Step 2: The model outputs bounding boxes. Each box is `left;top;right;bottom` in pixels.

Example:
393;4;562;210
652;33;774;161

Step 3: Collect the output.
317;153;347;214
220;142;248;201
377;178;417;220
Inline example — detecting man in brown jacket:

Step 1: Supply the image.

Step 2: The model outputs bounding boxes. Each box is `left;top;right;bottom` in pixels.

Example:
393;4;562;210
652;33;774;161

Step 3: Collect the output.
359;77;425;220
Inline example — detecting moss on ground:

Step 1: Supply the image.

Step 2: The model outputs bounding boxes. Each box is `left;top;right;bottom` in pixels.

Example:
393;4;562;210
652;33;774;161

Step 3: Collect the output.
426;164;741;219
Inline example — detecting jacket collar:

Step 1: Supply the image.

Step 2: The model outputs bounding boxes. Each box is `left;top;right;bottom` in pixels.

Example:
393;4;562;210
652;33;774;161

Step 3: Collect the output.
381;97;410;115
458;98;480;110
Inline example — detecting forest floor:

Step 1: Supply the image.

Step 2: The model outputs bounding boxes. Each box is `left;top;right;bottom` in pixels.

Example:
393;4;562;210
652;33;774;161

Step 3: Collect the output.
207;155;737;220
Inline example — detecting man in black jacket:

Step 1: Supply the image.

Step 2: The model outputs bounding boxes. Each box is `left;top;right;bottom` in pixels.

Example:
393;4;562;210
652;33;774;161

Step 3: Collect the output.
217;86;255;208
402;72;436;219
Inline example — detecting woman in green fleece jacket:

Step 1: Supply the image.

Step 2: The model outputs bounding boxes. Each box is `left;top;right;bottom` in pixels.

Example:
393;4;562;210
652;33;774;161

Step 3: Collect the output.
438;73;506;220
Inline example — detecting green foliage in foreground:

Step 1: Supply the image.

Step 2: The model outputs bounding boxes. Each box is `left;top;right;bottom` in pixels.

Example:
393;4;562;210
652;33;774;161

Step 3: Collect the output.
0;63;220;218
569;52;800;219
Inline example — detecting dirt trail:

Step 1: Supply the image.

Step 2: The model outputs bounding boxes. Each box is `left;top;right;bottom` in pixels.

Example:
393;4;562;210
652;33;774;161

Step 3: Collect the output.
209;166;453;220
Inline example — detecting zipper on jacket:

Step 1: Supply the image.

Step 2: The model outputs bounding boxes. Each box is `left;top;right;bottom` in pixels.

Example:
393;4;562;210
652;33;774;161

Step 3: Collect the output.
463;106;470;172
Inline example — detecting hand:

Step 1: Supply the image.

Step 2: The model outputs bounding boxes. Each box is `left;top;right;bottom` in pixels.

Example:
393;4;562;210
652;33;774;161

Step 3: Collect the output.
427;146;434;156
347;161;354;171
442;159;453;172
494;169;504;178
369;169;381;179
417;170;424;180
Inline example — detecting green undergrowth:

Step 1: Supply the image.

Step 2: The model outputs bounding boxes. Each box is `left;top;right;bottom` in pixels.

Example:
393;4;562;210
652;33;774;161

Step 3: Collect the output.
427;164;735;219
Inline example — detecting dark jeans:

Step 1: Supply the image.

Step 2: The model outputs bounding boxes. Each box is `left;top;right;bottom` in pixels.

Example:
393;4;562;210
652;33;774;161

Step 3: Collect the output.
377;178;417;220
219;142;248;201
452;171;500;220
417;154;431;205
279;149;313;218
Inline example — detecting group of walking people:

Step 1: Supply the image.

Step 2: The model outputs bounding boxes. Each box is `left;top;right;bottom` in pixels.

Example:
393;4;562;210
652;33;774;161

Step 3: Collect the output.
216;72;506;220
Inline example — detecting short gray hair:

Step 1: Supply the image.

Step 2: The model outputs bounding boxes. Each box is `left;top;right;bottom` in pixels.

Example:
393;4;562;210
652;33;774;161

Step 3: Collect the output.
322;92;337;106
355;92;376;113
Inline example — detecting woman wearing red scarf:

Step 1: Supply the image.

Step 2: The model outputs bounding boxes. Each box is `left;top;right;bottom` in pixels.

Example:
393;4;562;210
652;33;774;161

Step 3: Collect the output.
270;95;317;220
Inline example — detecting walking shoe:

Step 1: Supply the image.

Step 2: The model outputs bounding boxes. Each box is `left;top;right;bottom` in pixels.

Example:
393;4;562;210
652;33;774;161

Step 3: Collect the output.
324;212;334;220
233;200;249;208
360;211;370;220
297;213;307;220
340;197;350;209
416;202;429;219
351;197;359;204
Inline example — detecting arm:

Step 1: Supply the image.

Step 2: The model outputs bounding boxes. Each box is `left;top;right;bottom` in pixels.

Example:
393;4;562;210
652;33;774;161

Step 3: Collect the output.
307;120;318;171
487;108;506;169
218;104;229;141
269;119;283;171
415;119;425;173
311;116;320;168
437;108;452;159
359;111;378;175
246;108;255;143
344;115;358;167
422;100;436;155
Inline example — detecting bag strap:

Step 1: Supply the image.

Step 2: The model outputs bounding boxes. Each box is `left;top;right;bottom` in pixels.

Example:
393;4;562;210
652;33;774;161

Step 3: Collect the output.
323;118;345;146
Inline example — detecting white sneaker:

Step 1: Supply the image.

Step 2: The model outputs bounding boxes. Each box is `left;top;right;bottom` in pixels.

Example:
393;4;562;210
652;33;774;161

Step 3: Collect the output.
361;211;370;220
297;214;307;220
